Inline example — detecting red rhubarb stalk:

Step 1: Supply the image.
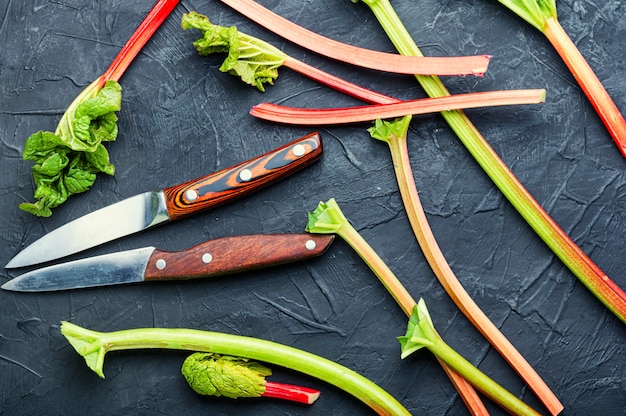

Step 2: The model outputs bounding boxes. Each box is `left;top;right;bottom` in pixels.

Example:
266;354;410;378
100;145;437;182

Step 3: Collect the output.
496;0;626;156
218;0;490;76
542;16;626;157
262;382;321;404
103;0;181;84
251;89;546;124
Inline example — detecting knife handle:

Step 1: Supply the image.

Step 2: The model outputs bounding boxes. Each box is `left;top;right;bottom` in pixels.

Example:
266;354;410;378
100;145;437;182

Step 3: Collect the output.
143;234;334;281
163;132;322;220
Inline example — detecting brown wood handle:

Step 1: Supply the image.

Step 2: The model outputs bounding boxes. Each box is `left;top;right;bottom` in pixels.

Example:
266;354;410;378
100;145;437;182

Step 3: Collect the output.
162;132;322;220
144;234;334;281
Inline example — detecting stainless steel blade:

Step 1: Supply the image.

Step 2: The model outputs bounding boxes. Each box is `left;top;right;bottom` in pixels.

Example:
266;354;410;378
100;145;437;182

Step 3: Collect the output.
2;247;156;292
6;191;169;268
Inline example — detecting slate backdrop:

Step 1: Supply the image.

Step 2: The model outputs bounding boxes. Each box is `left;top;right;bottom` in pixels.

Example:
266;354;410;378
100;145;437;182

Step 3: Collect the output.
1;0;625;415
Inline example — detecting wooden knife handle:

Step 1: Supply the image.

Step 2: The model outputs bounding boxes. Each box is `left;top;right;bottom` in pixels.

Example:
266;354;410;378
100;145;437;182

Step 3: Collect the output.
144;234;334;281
163;132;322;220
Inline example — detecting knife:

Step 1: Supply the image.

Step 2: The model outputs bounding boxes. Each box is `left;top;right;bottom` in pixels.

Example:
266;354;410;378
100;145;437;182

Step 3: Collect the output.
7;132;322;268
2;234;334;292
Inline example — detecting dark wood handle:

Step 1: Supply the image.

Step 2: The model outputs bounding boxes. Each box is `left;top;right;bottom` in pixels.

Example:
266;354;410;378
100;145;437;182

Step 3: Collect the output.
144;234;334;281
162;132;322;220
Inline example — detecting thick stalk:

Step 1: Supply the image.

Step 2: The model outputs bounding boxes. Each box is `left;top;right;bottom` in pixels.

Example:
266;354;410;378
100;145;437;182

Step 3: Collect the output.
61;322;410;416
361;0;626;325
542;16;626;157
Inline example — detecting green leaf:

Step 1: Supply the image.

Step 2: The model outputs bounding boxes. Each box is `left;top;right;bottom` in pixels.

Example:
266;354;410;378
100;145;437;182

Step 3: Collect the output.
368;116;412;144
398;299;437;359
182;352;269;398
497;0;557;32
182;11;286;92
305;198;349;234
20;80;121;217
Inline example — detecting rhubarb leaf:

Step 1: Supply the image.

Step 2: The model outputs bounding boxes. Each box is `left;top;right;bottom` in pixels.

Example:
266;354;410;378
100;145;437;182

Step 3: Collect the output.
182;11;286;92
182;353;269;398
20;80;121;217
398;299;437;359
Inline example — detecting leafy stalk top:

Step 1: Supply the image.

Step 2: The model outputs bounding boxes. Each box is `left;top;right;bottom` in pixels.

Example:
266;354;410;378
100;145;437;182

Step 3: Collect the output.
496;0;557;31
182;11;286;92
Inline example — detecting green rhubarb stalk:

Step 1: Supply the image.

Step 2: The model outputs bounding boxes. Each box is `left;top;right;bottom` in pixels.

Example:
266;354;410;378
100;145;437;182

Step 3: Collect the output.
496;0;626;157
306;199;540;416
399;299;539;416
20;0;180;217
353;0;626;330
60;321;410;416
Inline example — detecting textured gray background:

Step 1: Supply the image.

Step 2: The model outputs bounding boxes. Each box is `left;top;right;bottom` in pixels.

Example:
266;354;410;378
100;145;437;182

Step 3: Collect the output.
1;0;625;414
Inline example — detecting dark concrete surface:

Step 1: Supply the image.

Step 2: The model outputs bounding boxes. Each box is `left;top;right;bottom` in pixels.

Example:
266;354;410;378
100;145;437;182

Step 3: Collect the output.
1;0;624;414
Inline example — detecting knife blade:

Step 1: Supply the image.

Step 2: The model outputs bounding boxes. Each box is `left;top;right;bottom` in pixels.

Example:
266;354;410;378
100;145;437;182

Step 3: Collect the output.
2;234;334;292
7;132;322;268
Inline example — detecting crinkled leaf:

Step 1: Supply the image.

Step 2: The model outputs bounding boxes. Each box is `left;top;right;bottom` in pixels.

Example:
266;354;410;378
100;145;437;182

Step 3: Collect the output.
20;81;121;217
398;299;437;359
182;353;269;398
182;11;285;92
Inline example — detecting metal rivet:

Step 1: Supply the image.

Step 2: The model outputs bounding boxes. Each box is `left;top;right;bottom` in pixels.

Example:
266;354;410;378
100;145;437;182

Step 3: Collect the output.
185;189;198;202
293;144;306;157
202;253;213;264
155;259;167;270
239;169;252;181
305;239;317;251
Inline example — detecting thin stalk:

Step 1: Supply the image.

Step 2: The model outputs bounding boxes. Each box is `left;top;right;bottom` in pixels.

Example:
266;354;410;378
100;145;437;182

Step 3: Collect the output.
542;16;626;157
376;115;562;416
250;89;546;124
496;0;626;157
60;321;411;416
358;0;626;326
262;382;320;404
307;200;539;415
102;0;181;84
218;0;490;76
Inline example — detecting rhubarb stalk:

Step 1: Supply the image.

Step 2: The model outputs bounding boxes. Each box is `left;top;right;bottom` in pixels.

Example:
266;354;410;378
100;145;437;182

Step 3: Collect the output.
306;199;540;416
497;0;626;157
60;322;411;416
354;0;626;328
217;0;489;76
251;89;546;124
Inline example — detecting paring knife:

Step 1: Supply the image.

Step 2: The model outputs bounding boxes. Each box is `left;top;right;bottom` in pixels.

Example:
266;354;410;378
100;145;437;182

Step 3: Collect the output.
7;132;323;268
2;234;334;292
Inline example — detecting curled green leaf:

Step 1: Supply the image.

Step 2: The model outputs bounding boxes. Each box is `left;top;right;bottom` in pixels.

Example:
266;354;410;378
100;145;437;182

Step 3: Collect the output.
20;80;121;217
182;11;285;92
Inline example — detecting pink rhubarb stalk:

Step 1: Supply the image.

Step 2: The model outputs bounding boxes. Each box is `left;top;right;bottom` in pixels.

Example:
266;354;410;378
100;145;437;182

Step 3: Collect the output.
542;16;626;157
102;0;180;87
218;0;489;76
251;89;546;124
